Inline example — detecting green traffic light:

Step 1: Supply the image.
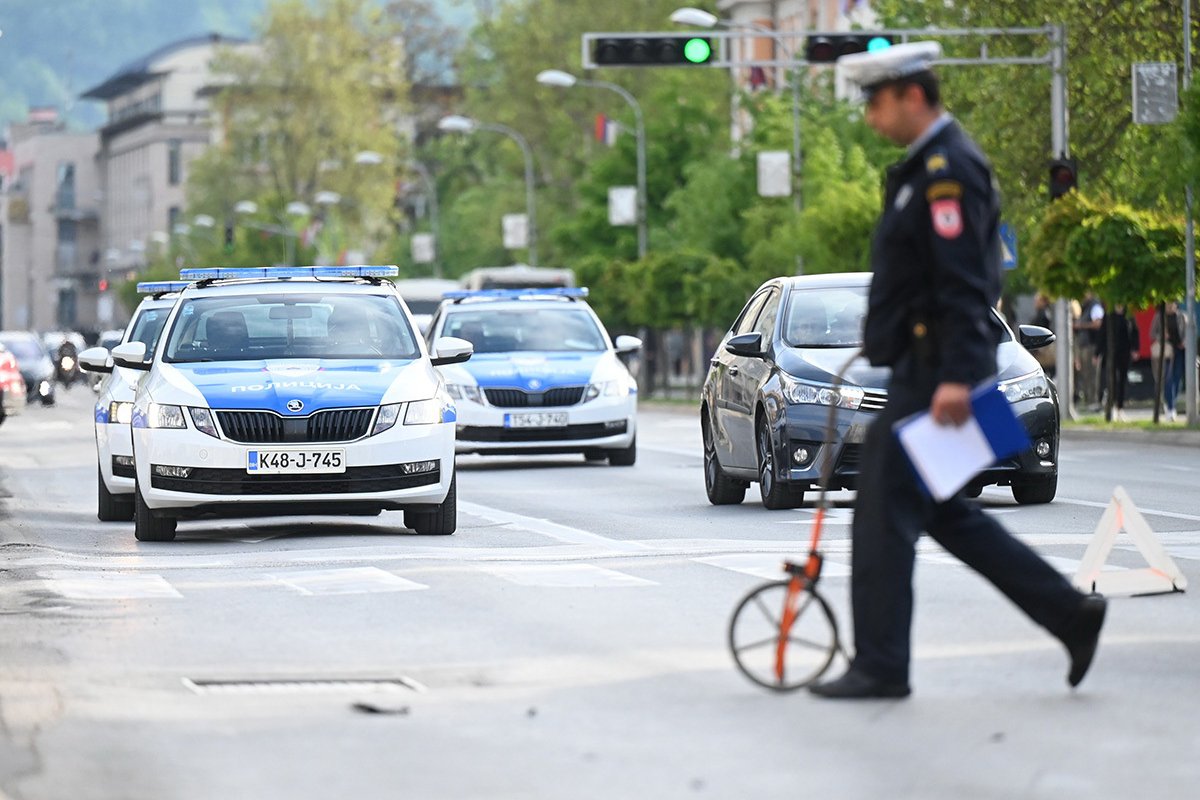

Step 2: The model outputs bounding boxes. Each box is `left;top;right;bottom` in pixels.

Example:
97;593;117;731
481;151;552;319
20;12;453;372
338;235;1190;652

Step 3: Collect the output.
683;37;712;64
866;36;892;53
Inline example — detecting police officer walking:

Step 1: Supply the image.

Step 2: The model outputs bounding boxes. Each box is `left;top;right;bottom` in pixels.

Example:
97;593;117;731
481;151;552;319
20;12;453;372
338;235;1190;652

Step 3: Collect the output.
810;42;1106;700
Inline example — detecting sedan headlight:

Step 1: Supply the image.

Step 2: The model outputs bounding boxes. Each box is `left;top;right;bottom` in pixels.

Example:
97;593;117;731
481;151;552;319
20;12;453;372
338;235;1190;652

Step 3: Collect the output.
780;374;864;410
445;383;483;403
404;398;441;425
999;372;1051;403
584;380;622;402
146;402;187;429
108;401;134;425
372;403;402;435
188;407;219;438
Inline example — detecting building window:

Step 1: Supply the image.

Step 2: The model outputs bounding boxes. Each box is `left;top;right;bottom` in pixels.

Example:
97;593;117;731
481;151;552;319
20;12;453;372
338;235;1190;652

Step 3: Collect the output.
56;162;76;210
168;139;182;186
168;206;181;232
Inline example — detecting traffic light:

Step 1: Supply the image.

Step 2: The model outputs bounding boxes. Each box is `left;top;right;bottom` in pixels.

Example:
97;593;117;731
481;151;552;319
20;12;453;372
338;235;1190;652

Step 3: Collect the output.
98;278;109;292
592;36;714;67
805;33;893;63
1048;158;1078;201
224;223;235;253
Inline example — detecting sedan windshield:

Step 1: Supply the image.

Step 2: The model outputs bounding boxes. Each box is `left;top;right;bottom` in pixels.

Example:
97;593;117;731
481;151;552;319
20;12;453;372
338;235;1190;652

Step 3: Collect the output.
163;294;419;363
782;287;868;348
126;308;171;353
441;307;607;354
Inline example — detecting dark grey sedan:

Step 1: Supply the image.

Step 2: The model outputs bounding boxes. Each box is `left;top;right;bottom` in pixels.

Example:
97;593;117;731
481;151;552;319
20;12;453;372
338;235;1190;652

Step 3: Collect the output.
700;273;1060;509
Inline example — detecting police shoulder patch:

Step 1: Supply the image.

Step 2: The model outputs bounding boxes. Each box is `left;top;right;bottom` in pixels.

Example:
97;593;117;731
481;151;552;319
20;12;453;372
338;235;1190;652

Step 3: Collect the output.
925;179;963;202
925;151;950;174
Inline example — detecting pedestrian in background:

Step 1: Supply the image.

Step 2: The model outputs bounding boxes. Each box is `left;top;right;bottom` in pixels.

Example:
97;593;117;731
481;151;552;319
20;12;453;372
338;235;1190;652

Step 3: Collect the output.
1074;293;1103;409
1029;293;1055;378
1097;303;1139;422
1151;301;1188;421
809;42;1106;700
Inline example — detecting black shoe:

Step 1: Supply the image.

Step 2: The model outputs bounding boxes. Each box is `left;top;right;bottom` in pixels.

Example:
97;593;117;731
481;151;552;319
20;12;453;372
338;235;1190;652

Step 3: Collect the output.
1061;594;1107;688
809;669;910;700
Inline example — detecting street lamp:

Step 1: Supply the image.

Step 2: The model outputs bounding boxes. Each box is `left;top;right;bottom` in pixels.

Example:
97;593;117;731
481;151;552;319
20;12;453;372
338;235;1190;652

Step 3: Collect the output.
672;5;804;264
355;150;443;278
537;69;647;260
235;199;307;266
437;114;539;266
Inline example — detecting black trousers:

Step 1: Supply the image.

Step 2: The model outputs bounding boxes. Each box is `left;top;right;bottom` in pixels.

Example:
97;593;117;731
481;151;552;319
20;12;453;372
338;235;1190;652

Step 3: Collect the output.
849;363;1084;685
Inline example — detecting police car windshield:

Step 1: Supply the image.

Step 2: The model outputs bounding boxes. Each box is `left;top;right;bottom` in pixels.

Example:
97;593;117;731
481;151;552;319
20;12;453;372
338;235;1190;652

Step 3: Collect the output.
163;294;419;363
127;308;170;353
441;307;606;354
783;287;867;348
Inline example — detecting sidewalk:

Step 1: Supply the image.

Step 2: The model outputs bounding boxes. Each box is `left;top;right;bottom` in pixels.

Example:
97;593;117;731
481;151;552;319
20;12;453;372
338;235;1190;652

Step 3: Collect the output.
1064;404;1200;447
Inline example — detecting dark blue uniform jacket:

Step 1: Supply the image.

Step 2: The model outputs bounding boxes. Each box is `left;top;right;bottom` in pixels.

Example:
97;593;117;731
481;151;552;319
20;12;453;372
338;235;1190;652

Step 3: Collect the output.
863;119;1005;387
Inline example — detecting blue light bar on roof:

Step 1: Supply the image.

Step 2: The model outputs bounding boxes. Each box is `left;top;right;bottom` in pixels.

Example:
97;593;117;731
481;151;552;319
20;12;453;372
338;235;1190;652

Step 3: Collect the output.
179;265;399;281
442;287;589;300
136;281;191;294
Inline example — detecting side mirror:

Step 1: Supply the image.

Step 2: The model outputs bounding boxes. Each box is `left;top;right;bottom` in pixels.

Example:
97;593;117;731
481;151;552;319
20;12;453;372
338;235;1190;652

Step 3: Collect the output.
431;336;473;366
1018;324;1056;352
78;346;114;374
724;332;765;359
615;335;642;354
110;341;150;370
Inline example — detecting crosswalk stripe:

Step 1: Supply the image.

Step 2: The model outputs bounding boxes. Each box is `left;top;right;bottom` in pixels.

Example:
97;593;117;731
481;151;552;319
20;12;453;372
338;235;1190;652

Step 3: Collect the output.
478;563;657;588
268;567;428;595
38;570;182;600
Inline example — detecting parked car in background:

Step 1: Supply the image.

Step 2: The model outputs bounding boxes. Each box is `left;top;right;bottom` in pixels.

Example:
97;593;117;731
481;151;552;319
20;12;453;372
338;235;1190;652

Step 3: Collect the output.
0;331;56;405
458;264;576;292
701;273;1060;509
0;343;28;426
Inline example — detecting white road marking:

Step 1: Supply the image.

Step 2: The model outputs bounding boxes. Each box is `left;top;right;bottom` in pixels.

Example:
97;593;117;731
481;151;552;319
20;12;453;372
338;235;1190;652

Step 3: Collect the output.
641;444;702;458
269;567;427;595
1162;465;1196;473
693;553;851;580
479;563;656;588
460;501;654;553
38;570;182;600
1053;495;1200;522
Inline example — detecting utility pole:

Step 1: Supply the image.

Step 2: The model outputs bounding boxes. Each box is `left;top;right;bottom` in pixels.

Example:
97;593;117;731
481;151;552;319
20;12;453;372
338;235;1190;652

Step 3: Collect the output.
1185;0;1198;426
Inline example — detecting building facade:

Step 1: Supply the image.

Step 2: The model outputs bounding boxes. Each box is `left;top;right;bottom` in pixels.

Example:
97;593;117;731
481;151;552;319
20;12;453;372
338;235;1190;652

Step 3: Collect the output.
81;33;247;286
0;110;102;331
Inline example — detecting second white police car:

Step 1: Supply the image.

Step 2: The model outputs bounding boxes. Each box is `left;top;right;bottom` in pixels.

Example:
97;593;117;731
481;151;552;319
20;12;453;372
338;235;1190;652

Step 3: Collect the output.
109;266;472;542
426;288;640;465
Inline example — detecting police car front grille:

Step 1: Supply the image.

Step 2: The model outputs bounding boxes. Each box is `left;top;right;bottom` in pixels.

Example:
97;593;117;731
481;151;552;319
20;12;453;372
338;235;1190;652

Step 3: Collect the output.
150;465;440;495
860;390;888;412
215;409;374;443
483;386;586;407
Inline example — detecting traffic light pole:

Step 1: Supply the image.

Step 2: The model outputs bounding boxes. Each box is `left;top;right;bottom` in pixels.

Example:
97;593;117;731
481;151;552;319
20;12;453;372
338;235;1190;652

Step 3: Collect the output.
1185;0;1198;427
1049;24;1076;422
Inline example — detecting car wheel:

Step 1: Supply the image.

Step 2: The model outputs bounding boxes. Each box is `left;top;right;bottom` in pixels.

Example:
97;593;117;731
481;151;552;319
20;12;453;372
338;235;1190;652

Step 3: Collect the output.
757;418;805;510
405;470;456;535
98;467;134;522
134;488;177;542
1012;473;1057;505
606;437;636;467
703;416;746;505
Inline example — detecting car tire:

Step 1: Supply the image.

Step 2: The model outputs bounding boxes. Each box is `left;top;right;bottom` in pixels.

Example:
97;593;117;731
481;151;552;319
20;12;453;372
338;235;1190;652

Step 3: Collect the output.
405;471;456;535
134;488;177;542
606;437;636;467
98;467;134;522
1012;473;1057;505
703;417;746;505
757;418;805;510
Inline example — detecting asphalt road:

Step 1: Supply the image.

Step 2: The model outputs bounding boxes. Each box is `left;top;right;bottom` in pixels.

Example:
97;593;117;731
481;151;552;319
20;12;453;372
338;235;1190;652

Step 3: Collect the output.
1;388;1198;799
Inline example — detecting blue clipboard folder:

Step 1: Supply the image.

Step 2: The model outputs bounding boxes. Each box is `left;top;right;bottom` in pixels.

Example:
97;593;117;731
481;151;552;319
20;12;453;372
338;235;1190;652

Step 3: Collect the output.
893;382;1031;502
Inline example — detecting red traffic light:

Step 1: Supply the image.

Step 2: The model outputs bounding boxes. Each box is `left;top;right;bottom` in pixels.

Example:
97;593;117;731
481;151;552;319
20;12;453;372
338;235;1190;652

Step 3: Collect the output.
1048;158;1078;201
98;278;109;292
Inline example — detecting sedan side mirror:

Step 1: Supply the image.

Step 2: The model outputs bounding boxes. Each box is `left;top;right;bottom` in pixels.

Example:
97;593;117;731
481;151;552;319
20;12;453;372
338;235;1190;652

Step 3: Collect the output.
431;336;473;366
78;346;114;374
724;332;765;359
1018;325;1056;352
614;335;642;354
110;341;150;370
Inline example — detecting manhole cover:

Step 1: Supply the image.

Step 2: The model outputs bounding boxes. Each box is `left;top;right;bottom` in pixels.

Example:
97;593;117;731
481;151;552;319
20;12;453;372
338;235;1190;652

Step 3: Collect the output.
182;677;425;695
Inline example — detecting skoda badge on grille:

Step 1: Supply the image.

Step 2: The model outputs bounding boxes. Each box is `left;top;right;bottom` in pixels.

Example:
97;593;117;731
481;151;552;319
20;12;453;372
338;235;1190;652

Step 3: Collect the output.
286;399;304;413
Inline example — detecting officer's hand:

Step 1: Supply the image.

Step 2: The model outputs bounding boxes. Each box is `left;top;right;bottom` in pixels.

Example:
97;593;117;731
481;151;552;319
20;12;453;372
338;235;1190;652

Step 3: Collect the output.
931;383;972;427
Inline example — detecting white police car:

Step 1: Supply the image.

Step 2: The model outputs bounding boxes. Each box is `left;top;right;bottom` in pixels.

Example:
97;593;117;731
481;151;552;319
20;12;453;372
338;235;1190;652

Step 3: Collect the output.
79;281;187;521
108;266;472;542
427;288;640;464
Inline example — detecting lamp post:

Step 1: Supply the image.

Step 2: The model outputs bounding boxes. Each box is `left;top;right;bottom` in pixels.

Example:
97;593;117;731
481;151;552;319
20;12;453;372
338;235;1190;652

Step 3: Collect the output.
355;150;443;277
537;69;647;260
438;114;539;266
672;7;804;249
234;200;307;266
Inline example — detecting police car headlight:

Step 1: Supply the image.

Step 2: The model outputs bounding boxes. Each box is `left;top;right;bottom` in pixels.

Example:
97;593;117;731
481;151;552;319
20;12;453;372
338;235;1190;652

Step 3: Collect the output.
446;383;482;403
780;374;864;410
108;401;134;425
584;380;621;402
146;402;187;429
372;403;402;435
188;407;219;438
999;372;1050;403
404;398;441;425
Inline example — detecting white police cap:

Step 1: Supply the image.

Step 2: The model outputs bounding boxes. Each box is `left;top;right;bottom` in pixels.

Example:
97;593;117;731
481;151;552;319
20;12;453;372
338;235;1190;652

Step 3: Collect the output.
837;41;942;94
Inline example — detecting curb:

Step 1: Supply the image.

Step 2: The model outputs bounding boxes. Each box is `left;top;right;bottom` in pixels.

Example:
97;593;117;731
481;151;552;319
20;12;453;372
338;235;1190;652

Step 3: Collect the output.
1061;427;1200;448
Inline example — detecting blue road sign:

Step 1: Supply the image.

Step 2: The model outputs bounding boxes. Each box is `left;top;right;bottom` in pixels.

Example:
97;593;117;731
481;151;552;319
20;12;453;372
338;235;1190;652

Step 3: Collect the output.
999;222;1018;270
